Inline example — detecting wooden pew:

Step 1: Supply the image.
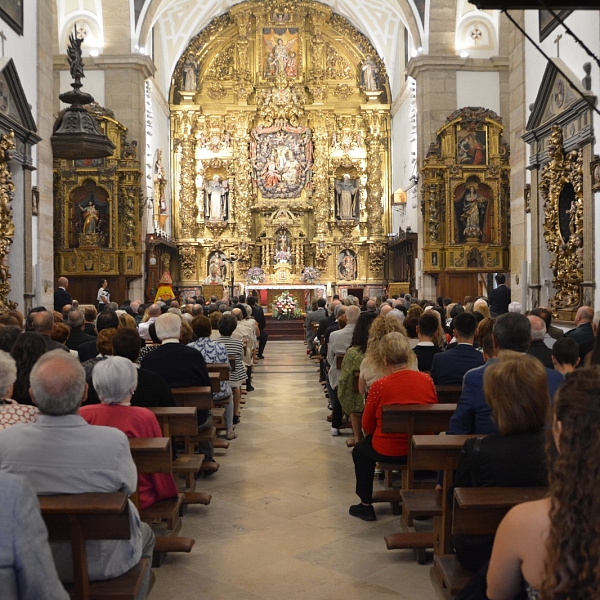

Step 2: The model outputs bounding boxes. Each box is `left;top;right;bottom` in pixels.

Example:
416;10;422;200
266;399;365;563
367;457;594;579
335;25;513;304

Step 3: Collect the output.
171;386;225;462
378;403;457;489
128;437;196;564
206;363;231;436
434;384;463;404
128;437;183;534
433;487;547;596
39;492;150;600
383;434;480;558
148;406;210;500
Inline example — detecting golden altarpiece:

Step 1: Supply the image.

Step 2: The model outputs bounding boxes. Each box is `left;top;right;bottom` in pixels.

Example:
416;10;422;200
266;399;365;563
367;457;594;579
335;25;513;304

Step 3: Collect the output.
169;0;391;300
421;107;510;299
53;106;143;303
523;59;596;320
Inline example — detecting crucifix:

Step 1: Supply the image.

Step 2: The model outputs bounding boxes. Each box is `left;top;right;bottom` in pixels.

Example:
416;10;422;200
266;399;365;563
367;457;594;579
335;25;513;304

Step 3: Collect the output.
554;33;562;58
0;31;6;58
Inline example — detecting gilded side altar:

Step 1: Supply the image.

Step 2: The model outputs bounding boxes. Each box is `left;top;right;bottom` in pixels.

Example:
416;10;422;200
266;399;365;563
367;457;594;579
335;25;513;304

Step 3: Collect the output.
169;0;392;291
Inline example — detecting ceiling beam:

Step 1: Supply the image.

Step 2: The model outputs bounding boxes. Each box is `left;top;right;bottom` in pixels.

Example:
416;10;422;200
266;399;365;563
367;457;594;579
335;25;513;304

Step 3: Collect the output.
470;1;599;8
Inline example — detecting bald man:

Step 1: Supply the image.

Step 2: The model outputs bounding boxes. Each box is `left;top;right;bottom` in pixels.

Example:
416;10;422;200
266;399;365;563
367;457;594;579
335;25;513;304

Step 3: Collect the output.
53;277;72;313
526;315;554;369
565;306;595;349
138;303;161;341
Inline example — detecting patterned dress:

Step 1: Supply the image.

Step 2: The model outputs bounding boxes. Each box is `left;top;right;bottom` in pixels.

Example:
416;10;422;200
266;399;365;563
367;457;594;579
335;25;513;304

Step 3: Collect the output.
214;336;246;388
187;338;232;400
0;399;39;430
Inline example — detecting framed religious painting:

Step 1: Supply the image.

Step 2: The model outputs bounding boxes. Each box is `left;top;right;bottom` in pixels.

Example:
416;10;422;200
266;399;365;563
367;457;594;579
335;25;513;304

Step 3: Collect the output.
0;0;23;35
261;27;300;80
456;129;487;166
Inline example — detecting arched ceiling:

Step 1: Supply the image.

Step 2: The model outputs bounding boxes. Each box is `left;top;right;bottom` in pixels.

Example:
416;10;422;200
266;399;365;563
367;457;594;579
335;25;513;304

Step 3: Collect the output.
133;0;424;90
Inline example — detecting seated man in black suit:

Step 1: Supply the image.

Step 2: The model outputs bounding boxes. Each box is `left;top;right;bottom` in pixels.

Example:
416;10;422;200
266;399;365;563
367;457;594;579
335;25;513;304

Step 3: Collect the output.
31;311;69;353
66;309;95;352
112;328;176;408
413;312;443;372
430;312;484;385
77;310;119;362
141;313;218;472
526;315;554;369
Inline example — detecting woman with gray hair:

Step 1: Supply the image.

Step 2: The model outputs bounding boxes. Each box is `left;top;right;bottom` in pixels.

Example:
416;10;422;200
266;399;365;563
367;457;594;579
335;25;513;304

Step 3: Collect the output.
80;356;178;509
0;349;39;430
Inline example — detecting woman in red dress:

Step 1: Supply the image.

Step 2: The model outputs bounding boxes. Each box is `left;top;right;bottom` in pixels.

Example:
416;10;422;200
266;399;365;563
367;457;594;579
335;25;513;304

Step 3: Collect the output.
350;331;438;521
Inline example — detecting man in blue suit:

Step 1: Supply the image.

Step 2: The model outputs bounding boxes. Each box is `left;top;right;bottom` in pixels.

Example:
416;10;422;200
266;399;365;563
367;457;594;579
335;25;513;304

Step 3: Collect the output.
448;312;564;435
430;312;484;385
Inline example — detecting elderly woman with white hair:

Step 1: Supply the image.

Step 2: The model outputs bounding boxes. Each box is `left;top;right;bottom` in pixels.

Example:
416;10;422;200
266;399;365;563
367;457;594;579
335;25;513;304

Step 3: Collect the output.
80;356;178;509
0;350;39;430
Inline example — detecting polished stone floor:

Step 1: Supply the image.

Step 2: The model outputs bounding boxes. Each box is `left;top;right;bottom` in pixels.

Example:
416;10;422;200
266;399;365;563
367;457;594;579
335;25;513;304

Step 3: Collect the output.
152;340;438;599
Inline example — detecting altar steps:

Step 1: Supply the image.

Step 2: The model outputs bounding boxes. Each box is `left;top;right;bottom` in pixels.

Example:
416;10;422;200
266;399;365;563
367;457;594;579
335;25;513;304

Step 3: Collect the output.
265;315;305;340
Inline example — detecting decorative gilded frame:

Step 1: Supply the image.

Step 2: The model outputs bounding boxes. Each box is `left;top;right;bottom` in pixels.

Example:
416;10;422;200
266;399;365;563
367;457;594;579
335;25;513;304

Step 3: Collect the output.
539;125;584;316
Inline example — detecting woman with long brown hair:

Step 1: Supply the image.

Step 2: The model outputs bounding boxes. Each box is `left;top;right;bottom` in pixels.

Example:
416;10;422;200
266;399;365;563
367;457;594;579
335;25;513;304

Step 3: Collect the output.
487;367;600;599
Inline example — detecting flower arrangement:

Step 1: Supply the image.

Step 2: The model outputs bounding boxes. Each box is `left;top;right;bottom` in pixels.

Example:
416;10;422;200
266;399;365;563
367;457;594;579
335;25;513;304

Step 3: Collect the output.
245;266;266;284
301;266;320;283
271;290;302;319
275;250;291;263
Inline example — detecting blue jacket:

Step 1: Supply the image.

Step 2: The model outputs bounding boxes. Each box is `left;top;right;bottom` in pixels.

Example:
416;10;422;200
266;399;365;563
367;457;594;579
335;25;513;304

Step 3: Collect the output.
448;358;564;434
430;344;485;386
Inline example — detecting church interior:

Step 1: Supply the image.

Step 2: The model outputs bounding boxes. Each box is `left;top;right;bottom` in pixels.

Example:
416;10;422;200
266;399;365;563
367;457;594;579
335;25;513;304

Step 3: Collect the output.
0;0;594;315
0;0;598;598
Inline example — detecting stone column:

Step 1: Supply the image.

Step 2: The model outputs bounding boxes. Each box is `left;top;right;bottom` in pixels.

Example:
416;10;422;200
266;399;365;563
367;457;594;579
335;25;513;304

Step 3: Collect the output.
507;11;528;305
37;0;56;308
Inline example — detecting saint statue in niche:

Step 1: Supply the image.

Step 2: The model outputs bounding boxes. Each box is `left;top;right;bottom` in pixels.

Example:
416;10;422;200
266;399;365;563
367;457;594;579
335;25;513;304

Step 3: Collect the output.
182;57;197;91
361;56;379;91
454;181;492;243
80;201;99;233
205;175;228;221
338;250;357;280
335;174;359;220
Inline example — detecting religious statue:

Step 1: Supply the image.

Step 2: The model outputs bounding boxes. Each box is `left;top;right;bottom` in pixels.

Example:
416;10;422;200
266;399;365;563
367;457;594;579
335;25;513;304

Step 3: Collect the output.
361;56;379;91
209;252;227;280
154;150;167;214
335;174;359;220
205;175;228;221
204;262;223;285
182;57;197;91
80;201;99;233
459;185;488;241
338;250;357;280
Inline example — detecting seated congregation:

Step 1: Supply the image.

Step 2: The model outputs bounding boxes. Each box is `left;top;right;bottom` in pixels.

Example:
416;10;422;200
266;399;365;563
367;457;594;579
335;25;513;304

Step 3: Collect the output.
305;290;599;598
0;291;263;598
0;287;598;598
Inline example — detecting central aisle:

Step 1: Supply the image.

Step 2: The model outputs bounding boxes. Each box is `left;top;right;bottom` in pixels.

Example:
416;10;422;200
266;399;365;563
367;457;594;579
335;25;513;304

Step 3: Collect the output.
152;340;437;599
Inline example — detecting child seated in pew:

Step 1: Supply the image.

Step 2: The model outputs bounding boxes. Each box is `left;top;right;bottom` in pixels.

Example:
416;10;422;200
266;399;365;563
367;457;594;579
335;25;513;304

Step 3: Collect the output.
80;356;179;510
486;367;600;600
